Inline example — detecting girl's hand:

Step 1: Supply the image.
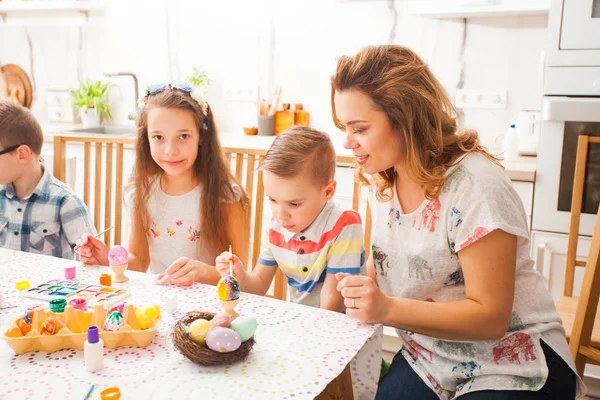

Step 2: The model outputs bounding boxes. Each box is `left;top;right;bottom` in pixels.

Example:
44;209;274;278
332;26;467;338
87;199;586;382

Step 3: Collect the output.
337;275;390;324
75;233;109;265
162;257;207;286
215;251;247;282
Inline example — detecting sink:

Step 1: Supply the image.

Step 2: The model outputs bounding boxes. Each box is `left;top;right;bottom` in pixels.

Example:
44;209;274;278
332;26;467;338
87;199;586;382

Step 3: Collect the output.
65;126;136;137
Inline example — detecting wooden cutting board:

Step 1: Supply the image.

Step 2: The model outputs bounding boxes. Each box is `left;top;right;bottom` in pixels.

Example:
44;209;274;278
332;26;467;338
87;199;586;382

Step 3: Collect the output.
1;64;33;108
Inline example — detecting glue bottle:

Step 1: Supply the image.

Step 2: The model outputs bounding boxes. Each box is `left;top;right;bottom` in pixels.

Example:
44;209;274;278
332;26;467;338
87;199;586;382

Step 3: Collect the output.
84;325;104;372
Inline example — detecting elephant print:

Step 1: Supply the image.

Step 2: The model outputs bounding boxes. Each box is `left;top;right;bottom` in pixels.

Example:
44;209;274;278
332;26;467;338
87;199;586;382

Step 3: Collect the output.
444;269;464;286
492;332;537;364
434;340;475;357
372;245;390;277
512;376;544;389
406;339;432;362
462;227;489;248
387;207;401;228
508;311;526;332
443;165;473;193
449;207;463;233
415;198;441;232
408;255;433;280
452;361;481;379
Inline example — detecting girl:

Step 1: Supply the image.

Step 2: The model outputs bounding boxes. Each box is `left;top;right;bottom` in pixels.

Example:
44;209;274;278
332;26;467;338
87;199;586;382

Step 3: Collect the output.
332;46;582;399
76;84;249;286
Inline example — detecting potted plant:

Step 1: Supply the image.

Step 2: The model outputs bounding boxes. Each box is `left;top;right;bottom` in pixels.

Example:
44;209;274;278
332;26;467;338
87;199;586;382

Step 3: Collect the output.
185;65;212;98
72;79;114;128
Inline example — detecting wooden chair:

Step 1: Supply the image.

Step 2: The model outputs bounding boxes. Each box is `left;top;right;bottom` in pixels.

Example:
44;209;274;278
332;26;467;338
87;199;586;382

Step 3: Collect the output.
223;148;371;302
53;135;135;248
554;135;600;376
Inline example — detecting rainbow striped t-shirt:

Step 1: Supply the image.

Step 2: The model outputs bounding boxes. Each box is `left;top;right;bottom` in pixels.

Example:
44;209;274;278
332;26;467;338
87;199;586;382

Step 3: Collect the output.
258;201;366;307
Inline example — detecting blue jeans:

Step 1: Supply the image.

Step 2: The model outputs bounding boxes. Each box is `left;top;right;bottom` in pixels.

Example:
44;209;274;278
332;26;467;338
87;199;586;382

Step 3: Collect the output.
375;340;577;399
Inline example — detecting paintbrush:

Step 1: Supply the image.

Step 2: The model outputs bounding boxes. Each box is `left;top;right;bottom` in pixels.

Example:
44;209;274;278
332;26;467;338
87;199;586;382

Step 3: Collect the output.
73;226;114;251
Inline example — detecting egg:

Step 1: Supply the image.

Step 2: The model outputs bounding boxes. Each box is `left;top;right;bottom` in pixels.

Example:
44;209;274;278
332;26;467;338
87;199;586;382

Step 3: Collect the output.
217;275;241;301
210;313;231;328
188;318;212;345
135;304;161;330
109;302;125;313
205;327;241;353
40;316;67;335
230;315;257;342
103;311;125;331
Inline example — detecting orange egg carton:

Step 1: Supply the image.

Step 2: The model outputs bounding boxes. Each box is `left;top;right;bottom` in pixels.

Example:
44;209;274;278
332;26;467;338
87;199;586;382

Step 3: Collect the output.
2;303;160;355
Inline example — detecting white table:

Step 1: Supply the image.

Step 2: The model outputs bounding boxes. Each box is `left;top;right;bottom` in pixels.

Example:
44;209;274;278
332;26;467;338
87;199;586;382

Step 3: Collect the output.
0;250;382;400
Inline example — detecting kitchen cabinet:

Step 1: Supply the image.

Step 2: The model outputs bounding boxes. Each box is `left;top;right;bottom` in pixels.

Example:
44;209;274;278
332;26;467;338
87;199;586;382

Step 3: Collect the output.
406;0;550;18
0;0;104;25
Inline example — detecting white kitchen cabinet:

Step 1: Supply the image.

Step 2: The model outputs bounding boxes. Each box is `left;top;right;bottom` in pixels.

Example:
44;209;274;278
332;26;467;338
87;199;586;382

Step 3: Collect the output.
406;0;550;18
512;181;534;229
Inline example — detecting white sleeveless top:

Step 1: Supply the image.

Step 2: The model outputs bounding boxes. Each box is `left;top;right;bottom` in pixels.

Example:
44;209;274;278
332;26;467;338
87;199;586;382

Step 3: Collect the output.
367;153;583;399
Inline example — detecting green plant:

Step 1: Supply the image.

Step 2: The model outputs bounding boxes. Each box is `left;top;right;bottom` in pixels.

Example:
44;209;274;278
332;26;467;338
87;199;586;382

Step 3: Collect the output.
71;79;114;123
185;65;212;92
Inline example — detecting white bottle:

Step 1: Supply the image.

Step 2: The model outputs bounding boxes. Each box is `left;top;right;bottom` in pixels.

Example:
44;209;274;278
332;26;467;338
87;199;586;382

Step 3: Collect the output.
503;124;519;162
84;325;104;372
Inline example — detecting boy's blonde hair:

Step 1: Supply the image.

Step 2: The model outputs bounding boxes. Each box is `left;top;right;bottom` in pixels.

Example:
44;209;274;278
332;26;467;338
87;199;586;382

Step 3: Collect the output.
259;126;336;186
0;101;43;155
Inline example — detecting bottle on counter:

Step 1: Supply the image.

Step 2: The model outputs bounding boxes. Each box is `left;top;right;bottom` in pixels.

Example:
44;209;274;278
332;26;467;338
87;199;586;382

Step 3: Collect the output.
84;325;104;372
502;124;519;162
275;103;295;135
294;104;310;126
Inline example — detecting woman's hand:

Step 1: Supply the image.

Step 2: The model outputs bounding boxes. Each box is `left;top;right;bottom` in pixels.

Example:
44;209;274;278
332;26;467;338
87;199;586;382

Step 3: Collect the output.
215;251;247;283
75;233;109;266
161;257;209;286
336;274;390;324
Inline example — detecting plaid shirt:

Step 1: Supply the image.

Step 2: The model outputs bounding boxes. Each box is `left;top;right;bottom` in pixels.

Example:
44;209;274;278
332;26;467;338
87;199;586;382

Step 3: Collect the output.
0;165;96;259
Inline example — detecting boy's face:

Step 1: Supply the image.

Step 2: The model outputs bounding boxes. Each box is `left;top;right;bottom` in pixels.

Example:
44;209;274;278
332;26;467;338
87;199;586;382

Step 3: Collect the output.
263;170;336;233
0;145;27;184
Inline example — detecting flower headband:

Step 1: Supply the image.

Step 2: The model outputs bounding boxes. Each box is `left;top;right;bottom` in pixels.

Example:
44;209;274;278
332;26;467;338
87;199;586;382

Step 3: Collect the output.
136;83;209;121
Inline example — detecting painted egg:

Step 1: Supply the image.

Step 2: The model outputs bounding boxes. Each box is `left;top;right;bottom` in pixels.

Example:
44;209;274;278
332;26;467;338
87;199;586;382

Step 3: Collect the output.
230;315;257;342
16;317;32;336
205;327;241;353
109;302;125;313
103;311;125;332
217;275;240;301
188;318;212;345
108;245;128;265
135;304;161;330
210;312;231;328
41;316;67;335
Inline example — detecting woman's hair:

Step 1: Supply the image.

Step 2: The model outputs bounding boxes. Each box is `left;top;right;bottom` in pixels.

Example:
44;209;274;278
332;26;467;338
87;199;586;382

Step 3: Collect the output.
330;45;501;202
131;88;249;260
259;126;336;187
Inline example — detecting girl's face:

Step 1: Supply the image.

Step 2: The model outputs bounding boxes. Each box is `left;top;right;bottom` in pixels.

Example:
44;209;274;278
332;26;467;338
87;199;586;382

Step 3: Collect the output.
147;107;201;178
334;89;404;175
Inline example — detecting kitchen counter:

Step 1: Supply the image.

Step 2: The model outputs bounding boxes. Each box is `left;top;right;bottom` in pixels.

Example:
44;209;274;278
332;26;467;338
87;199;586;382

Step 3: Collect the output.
41;124;537;183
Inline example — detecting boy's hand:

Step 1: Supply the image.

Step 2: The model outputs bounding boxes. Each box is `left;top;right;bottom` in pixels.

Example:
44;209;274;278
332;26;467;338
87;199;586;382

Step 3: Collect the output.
161;257;208;287
75;233;109;265
215;251;246;282
337;275;390;325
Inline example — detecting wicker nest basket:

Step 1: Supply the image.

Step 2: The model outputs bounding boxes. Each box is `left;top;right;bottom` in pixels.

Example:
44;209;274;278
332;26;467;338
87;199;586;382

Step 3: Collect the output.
172;311;255;366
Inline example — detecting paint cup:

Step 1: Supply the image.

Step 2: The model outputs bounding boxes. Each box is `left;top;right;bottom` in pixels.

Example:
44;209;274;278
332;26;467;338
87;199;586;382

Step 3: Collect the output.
99;273;112;286
69;298;87;311
64;265;77;280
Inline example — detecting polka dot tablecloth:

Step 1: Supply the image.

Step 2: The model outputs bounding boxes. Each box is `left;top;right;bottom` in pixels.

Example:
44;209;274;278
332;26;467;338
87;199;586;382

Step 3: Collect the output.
0;250;382;400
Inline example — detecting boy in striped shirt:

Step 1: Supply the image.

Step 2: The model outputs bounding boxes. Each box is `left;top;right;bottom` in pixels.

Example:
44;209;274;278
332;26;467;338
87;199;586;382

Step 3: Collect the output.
216;126;365;311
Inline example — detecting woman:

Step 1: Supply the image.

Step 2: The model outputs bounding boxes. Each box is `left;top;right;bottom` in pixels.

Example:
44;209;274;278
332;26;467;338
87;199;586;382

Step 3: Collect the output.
333;45;582;399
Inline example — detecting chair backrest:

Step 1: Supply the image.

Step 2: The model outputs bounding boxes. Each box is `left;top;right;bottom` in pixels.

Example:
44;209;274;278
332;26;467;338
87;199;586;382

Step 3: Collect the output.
223;148;371;301
53;135;135;247
564;135;600;297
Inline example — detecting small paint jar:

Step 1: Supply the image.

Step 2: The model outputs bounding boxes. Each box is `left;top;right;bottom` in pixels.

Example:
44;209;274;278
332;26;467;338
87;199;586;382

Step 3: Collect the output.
64;265;77;280
49;298;67;313
165;293;178;314
68;298;87;311
100;387;120;400
99;273;112;286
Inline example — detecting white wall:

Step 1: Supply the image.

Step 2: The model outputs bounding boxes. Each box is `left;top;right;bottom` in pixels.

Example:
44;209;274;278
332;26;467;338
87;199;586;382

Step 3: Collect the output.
0;0;548;150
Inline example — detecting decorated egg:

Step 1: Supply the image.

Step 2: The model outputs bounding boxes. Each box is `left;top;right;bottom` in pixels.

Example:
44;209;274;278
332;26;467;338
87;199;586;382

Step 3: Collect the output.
109;302;125;313
210;312;231;328
217;275;240;301
16;316;32;336
40;316;67;335
188;318;212;345
103;311;125;331
230;315;257;342
205;327;241;353
135;304;161;330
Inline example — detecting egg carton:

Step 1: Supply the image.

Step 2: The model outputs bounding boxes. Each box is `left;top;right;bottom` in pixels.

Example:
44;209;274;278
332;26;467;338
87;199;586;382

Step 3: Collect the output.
2;303;160;355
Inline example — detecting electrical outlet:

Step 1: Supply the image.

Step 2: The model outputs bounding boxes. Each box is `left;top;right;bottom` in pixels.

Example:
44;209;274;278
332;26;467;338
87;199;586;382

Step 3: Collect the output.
224;85;258;103
455;89;507;109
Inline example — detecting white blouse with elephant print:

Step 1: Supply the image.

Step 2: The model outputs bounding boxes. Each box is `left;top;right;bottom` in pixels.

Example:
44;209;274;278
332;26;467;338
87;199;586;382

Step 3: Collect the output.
368;153;583;399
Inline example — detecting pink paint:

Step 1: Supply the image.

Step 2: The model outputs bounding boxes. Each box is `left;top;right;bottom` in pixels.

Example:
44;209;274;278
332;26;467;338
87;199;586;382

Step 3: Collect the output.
64;265;77;280
68;298;87;311
108;245;128;266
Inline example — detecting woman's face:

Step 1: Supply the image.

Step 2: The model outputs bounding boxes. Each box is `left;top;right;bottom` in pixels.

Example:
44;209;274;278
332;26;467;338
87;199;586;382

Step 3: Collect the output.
334;89;404;175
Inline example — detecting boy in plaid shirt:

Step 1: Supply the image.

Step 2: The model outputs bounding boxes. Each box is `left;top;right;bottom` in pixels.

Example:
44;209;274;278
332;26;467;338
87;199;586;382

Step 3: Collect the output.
0;101;95;259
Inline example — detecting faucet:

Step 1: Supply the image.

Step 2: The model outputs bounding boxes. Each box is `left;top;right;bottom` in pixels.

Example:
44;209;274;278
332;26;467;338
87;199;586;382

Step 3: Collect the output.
104;72;139;120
